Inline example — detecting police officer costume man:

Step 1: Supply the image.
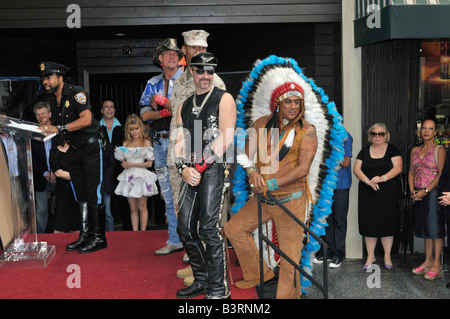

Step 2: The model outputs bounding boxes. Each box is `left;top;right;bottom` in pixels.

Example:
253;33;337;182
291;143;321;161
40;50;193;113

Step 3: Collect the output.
38;62;107;253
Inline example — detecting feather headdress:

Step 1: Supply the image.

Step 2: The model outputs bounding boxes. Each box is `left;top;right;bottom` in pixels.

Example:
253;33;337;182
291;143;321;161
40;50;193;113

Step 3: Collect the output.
232;55;347;292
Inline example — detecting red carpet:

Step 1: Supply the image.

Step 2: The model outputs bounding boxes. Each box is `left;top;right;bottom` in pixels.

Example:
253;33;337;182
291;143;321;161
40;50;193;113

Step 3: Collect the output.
0;230;257;299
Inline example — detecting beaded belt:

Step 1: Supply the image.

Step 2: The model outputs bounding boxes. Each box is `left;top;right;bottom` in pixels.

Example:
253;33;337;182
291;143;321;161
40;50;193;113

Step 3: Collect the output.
260;191;303;205
155;132;170;139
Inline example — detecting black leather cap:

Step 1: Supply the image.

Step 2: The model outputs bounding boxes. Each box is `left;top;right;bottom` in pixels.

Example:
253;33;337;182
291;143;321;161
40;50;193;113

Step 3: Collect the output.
189;52;218;70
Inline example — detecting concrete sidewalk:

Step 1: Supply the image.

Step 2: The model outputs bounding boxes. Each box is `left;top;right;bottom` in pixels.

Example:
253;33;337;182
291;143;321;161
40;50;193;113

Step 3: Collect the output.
301;253;450;299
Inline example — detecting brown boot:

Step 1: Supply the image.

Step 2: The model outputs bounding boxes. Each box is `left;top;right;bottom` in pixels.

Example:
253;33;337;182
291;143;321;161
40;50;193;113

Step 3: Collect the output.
176;265;193;279
235;268;275;289
183;275;194;287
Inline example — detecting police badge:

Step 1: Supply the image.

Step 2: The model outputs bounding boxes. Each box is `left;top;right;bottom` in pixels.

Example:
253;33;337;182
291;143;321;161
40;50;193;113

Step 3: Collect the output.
74;92;87;105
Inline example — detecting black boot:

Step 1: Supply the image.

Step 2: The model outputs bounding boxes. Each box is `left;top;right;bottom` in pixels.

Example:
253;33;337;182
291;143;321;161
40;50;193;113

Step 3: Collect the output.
176;281;209;298
66;202;91;251
78;204;107;253
177;184;209;289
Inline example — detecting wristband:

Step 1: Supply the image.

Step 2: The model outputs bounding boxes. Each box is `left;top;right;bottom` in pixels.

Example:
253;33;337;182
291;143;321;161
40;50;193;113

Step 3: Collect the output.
154;94;168;106
57;125;68;134
159;108;172;118
267;178;279;192
175;157;188;175
383;175;387;182
194;149;218;173
246;167;259;176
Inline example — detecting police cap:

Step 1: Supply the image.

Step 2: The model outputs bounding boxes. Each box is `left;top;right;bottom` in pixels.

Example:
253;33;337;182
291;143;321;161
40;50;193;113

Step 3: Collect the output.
189;52;217;71
39;62;70;77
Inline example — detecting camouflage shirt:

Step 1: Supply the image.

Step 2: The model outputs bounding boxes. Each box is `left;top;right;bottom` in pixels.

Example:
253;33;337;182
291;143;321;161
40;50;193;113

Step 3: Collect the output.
167;69;226;166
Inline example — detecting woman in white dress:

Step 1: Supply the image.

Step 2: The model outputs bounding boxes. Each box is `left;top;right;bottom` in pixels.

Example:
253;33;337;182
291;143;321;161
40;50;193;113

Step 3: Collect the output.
114;114;158;231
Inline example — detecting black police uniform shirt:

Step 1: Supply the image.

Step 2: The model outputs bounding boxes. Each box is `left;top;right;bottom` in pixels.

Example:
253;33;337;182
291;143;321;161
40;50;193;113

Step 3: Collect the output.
48;83;100;145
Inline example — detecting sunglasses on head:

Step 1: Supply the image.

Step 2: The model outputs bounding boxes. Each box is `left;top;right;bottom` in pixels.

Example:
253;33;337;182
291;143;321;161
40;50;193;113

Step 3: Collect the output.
370;132;386;137
193;67;215;75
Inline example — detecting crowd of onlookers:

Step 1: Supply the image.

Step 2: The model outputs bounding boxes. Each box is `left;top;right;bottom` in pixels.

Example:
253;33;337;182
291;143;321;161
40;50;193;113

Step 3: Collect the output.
317;119;450;282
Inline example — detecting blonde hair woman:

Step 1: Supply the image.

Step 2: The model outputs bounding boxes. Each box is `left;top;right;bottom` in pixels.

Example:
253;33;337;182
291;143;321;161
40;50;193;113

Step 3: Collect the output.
353;123;403;270
114;114;158;231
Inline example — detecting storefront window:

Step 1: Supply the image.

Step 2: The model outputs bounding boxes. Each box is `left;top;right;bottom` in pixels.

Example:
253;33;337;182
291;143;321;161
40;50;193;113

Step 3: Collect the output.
419;39;450;148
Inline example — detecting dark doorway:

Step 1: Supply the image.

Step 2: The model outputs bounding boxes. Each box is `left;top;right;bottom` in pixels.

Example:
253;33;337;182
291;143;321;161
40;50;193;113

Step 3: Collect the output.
89;72;167;230
89;72;155;124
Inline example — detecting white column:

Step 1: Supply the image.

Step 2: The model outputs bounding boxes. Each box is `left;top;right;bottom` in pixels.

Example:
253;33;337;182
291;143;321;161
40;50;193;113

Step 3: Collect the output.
342;0;363;259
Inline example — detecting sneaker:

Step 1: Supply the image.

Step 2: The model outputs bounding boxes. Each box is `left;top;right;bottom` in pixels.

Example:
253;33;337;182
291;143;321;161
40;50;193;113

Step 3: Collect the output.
329;257;341;268
312;255;332;264
154;243;184;256
312;255;324;264
312;250;331;264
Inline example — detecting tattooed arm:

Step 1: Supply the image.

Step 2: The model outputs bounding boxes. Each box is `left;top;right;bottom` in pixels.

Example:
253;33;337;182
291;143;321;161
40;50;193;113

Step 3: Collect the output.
272;123;318;188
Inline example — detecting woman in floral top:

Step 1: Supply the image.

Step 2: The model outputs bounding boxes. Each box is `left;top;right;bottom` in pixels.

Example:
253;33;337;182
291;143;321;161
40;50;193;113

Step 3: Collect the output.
409;117;446;280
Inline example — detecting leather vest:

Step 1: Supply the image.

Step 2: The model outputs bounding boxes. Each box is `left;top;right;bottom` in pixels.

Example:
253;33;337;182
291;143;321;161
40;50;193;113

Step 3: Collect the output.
181;87;226;162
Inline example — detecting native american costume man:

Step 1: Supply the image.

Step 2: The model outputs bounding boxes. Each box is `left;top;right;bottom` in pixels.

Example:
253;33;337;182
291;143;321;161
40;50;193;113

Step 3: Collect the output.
225;56;347;298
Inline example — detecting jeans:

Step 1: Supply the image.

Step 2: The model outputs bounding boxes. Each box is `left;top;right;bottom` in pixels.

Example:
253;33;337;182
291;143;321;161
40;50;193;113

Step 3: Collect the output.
154;133;181;245
324;188;349;260
103;193;115;231
35;182;54;233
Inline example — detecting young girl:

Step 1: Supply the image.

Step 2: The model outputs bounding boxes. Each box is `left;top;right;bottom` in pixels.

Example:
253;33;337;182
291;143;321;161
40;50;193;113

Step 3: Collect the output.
114;114;158;231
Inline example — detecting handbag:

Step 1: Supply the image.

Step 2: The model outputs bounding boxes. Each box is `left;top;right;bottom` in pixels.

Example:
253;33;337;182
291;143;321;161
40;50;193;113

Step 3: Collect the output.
398;172;409;199
48;191;56;217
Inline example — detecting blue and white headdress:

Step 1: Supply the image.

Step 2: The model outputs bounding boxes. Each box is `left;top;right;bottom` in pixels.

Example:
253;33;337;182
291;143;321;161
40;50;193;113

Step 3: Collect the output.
232;55;347;293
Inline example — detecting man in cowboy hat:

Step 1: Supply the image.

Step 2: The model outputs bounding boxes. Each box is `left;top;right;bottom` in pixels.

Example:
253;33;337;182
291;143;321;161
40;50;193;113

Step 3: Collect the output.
139;38;184;256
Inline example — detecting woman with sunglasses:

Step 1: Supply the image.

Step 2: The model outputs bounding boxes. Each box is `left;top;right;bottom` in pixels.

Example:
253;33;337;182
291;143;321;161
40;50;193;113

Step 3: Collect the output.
353;123;403;270
409;117;446;280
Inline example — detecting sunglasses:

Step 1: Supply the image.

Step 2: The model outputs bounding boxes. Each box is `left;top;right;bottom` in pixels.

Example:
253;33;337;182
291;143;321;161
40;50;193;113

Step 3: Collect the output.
193;68;215;75
370;132;386;137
